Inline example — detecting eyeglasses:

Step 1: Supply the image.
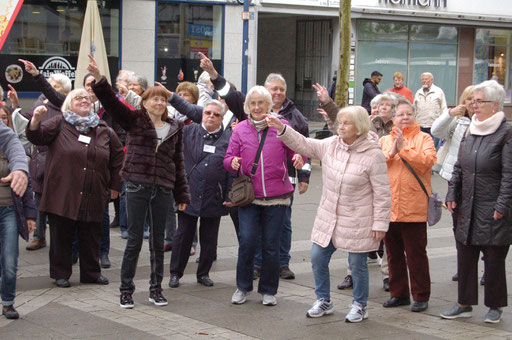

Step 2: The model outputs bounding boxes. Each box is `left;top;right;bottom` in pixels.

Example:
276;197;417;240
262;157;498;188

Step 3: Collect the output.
73;95;92;102
204;111;222;118
471;99;493;105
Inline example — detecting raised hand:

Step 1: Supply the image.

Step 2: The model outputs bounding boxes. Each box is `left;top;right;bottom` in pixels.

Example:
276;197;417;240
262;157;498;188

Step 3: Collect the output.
198;52;218;80
18;59;39;76
117;82;128;97
86;54;102;81
292;153;304;169
7;84;19;109
317;108;328;120
154;81;173;97
312;83;330;105
264;114;284;133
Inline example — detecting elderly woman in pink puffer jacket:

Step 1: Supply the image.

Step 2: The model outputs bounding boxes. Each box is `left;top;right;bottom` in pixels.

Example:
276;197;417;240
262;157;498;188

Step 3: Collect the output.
266;106;391;322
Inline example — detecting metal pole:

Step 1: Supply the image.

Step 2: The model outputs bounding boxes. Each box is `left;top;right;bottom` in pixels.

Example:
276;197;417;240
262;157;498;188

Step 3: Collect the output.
241;0;250;94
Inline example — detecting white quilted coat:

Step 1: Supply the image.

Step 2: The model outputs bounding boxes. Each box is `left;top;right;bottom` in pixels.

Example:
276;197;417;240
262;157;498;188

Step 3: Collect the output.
279;127;391;252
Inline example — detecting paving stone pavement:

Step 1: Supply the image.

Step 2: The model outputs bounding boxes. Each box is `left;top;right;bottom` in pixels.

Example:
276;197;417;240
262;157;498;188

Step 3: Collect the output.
2;163;512;339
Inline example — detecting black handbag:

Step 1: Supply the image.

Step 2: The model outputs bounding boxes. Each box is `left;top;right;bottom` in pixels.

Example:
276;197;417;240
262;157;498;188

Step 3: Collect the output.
228;128;268;207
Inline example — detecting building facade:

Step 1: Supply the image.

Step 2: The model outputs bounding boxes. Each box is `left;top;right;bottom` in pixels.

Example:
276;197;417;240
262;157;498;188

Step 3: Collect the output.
3;0;512;118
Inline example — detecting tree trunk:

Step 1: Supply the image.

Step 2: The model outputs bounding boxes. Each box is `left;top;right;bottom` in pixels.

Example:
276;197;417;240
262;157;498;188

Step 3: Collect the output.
335;0;351;108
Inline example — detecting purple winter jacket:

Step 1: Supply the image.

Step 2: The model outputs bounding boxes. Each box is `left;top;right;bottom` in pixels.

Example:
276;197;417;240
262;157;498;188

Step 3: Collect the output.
224;119;301;199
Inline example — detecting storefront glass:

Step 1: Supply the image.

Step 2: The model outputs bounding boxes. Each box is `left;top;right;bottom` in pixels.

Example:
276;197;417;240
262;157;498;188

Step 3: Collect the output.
356;20;458;105
474;29;512;102
1;0;120;91
157;2;223;92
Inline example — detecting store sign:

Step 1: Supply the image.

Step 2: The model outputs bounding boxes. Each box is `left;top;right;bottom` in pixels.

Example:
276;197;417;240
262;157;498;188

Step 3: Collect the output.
379;0;447;8
0;0;24;51
189;24;213;37
38;56;76;81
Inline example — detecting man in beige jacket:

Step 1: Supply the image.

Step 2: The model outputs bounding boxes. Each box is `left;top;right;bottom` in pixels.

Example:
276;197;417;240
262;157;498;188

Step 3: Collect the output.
414;72;447;150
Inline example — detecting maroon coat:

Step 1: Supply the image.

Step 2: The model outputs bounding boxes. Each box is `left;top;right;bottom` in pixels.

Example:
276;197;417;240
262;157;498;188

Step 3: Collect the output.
26;116;124;222
92;77;190;205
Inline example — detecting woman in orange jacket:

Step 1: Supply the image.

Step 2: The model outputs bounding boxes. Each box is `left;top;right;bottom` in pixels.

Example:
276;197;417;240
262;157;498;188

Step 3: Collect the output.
380;96;437;313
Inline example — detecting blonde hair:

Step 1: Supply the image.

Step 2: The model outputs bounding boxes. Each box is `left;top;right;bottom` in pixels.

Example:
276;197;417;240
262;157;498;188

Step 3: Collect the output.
337;106;371;136
61;89;91;113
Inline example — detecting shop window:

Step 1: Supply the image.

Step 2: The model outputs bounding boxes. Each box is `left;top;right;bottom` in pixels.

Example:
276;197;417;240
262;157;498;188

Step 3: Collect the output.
356;20;458;105
1;0;120;91
157;2;223;92
474;29;512;103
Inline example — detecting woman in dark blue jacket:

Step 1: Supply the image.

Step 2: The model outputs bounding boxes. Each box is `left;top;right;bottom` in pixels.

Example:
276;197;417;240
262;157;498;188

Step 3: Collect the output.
168;100;231;288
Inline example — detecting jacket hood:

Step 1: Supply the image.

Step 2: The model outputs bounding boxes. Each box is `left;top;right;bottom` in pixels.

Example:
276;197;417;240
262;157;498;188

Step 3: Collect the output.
363;78;372;85
277;98;296;117
338;130;381;153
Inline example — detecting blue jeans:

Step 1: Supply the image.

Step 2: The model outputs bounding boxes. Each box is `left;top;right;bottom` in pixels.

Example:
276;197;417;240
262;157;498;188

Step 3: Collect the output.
311;241;369;306
0;206;19;306
254;198;293;269
420;127;441;151
237;204;286;295
120;181;172;293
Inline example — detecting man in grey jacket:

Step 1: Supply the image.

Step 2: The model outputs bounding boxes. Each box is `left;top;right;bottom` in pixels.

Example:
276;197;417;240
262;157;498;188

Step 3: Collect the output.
0;122;28;196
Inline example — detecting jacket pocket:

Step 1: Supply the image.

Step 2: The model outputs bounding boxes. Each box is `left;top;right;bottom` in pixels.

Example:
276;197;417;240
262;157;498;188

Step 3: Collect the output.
126;181;143;193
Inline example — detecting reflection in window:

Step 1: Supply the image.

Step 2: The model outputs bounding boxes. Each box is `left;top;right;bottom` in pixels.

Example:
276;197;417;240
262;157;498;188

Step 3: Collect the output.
157;3;223;91
2;1;120;57
474;29;512;102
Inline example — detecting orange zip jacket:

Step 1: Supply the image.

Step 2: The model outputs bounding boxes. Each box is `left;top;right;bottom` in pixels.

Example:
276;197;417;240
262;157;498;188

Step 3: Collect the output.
380;123;437;222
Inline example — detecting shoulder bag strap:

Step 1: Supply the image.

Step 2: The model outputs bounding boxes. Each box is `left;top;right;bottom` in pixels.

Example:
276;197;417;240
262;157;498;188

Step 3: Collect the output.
401;158;429;198
251;127;269;175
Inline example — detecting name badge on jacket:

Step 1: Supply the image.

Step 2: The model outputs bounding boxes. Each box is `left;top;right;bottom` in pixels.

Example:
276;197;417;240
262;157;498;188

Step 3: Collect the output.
78;135;91;144
203;144;215;153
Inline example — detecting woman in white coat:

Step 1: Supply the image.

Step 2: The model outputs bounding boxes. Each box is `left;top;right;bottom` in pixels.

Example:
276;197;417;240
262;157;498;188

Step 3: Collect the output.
265;106;391;322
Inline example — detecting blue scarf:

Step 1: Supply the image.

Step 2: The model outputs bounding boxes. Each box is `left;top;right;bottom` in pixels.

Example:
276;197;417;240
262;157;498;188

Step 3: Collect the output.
63;110;100;134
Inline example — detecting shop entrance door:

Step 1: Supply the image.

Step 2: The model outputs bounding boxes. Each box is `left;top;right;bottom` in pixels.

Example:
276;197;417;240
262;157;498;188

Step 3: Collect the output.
295;20;332;121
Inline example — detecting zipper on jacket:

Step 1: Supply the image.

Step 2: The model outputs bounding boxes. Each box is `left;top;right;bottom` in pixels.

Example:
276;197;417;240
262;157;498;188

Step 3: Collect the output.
257;130;267;197
153;125;182;185
282;161;287;183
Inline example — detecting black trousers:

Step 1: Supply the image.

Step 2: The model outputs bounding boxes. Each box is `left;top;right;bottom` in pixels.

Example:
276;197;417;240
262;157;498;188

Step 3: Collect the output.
48;213;101;282
457;240;509;308
170;212;221;278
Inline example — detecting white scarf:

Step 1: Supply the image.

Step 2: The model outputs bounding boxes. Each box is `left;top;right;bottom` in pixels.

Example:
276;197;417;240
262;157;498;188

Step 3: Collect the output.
469;111;504;136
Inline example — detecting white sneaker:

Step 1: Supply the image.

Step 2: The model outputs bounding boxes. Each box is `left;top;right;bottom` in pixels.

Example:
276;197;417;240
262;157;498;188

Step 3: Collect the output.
345;301;368;323
306;299;334;318
262;294;277;306
231;289;248;304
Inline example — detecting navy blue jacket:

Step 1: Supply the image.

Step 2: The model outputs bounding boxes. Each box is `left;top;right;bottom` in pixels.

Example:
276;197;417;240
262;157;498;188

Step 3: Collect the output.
211;74;311;184
183;123;232;217
361;78;380;114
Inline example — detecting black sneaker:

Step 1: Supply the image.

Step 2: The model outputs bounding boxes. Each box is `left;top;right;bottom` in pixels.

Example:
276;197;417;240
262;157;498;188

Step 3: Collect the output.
337;275;353;290
149;290;168;306
279;266;295;280
2;305;19;319
120;292;134;309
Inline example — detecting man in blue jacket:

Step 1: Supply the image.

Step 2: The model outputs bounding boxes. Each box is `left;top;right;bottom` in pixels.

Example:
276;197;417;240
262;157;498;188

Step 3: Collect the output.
361;71;382;114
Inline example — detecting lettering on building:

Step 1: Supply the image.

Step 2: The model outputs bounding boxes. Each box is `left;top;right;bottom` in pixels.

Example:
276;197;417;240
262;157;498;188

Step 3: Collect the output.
38;56;76;81
379;0;447;8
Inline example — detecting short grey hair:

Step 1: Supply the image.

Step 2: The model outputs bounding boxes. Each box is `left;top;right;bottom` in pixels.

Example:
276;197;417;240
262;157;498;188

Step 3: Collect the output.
128;74;148;92
244;86;273;116
336;106;371;136
421;72;434;80
264;73;287;91
61;89;91;113
377;92;399;115
203;99;226;117
473;80;506;111
370;95;381;108
116;69;135;83
392;96;415;117
49;73;72;94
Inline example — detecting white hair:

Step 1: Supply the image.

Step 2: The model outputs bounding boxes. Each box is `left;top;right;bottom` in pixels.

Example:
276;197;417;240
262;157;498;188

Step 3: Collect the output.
337;106;371;136
49;73;72;94
264;73;287;91
244;86;273;116
421;72;434;81
61;89;91;113
474;80;506;111
203;99;226;117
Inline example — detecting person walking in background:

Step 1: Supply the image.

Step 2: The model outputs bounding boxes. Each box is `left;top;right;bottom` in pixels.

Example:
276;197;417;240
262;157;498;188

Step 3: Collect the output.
380;97;436;313
414;72;447;150
265;106;390;322
441;80;512;324
361;71;382;114
388;72;413;104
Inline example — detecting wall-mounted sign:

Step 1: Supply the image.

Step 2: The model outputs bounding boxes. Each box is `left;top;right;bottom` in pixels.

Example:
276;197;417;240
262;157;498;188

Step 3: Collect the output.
188;24;213;37
379;0;447;8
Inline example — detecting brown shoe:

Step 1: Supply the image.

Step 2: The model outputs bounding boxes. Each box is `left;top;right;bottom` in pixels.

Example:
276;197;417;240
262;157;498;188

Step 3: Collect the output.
26;239;46;251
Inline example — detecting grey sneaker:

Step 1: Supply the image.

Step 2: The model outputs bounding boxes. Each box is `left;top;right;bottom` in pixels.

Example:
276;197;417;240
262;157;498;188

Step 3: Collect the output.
484;308;503;324
440;304;472;319
262;294;277;306
345;301;368;323
306;299;334;318
231;289;248;304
